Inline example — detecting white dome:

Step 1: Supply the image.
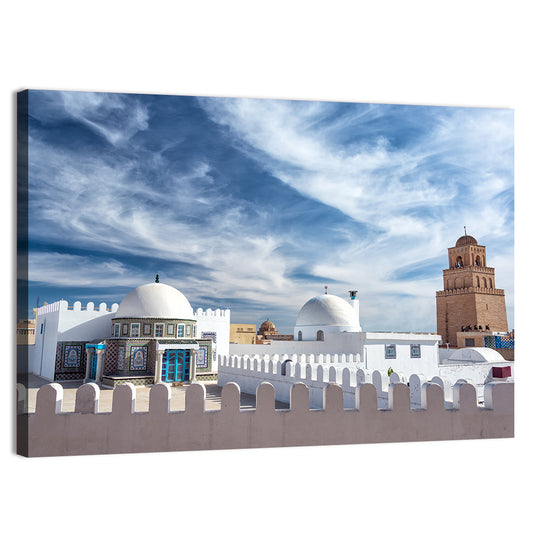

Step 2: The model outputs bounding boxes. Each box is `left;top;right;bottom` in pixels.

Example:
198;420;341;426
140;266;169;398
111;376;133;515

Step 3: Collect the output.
115;282;195;319
296;294;359;327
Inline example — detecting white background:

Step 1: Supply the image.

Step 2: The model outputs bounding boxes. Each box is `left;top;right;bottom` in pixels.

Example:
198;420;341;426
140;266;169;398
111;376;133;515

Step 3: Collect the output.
2;2;530;531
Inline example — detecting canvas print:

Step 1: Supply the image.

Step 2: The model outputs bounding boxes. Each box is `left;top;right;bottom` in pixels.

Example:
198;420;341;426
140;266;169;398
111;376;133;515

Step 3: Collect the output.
16;90;514;457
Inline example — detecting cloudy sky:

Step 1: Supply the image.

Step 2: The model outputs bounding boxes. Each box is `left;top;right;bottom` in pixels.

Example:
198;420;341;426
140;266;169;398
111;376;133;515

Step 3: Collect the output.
24;90;514;333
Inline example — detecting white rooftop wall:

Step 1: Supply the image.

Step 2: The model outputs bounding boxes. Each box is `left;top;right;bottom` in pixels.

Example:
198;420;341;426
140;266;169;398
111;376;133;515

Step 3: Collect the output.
195;308;230;373
32;300;118;380
58;301;116;341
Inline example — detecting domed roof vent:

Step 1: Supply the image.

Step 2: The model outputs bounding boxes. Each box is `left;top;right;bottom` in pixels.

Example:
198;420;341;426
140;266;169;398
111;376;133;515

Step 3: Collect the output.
295;294;359;327
456;235;478;247
115;282;194;319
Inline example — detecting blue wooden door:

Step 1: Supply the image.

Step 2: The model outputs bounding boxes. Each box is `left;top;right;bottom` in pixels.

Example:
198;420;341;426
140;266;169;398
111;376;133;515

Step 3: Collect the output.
89;349;98;380
162;350;190;382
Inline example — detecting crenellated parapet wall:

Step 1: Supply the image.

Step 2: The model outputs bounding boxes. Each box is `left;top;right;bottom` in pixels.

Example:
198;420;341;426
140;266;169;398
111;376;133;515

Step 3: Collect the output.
217;354;506;408
17;379;514;457
436;287;505;297
195;308;230;318
444;266;494;275
37;300;119;316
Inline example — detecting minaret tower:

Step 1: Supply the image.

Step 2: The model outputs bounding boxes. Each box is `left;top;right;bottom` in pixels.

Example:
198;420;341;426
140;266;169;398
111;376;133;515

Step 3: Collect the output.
436;229;508;346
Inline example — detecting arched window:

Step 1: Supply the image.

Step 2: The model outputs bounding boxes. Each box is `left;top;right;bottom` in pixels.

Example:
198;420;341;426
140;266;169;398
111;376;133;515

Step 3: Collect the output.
297;330;302;341
316;330;324;341
489;278;493;288
483;278;487;288
476;276;480;287
456;256;463;267
475;255;482;266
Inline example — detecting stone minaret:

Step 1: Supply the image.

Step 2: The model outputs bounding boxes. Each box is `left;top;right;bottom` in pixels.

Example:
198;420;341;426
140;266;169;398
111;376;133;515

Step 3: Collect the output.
436;232;508;346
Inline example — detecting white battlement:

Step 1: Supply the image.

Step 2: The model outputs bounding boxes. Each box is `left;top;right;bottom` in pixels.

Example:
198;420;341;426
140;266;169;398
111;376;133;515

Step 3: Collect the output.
195;308;230;318
17;379;514;457
218;353;512;408
37;300;119;315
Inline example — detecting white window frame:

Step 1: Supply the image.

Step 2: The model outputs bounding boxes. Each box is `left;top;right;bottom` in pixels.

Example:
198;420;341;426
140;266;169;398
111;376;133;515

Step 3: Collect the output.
131;323;140;337
154;323;165;337
385;344;396;359
410;344;421;358
177;324;185;337
186;324;191;337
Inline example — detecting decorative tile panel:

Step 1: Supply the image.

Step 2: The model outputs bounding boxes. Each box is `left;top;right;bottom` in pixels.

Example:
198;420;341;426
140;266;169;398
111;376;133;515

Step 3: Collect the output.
130;346;147;371
103;341;118;375
64;345;82;367
196;346;208;368
202;331;217;343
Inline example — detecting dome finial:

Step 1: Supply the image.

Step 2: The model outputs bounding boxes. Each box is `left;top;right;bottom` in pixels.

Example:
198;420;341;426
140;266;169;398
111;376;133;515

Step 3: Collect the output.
155;273;160;283
464;225;467;236
324;285;328;294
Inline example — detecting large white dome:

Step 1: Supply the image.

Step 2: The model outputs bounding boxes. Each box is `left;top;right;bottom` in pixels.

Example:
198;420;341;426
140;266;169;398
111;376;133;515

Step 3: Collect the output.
115;282;195;319
296;294;359;328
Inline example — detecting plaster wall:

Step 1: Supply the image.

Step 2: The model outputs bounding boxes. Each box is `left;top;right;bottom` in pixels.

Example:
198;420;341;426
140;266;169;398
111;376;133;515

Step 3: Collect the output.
438;361;514;399
229;331;440;378
19;380;514;457
32;304;61;380
294;323;361;341
229;331;364;357
32;300;118;380
195;308;231;372
58;305;116;341
364;339;440;377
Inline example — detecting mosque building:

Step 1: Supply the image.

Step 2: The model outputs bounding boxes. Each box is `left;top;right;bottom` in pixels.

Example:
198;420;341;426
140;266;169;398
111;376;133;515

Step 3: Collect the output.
30;278;230;387
255;319;294;344
436;231;513;359
27;231;513;399
220;233;513;403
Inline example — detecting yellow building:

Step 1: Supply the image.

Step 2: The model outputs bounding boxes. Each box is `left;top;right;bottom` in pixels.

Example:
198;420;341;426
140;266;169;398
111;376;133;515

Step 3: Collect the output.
230;324;257;344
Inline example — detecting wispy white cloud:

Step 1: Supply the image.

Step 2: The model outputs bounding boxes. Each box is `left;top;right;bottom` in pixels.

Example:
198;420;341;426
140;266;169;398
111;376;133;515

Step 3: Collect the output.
60;91;149;146
198;98;514;330
27;93;514;332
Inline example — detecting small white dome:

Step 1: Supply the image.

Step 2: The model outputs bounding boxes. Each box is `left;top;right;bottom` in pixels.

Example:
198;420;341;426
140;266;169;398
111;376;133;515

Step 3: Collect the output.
296;294;359;328
115;282;194;319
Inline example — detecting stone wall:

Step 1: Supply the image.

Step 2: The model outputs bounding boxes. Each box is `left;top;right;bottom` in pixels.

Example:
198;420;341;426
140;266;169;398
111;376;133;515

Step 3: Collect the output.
436;289;508;346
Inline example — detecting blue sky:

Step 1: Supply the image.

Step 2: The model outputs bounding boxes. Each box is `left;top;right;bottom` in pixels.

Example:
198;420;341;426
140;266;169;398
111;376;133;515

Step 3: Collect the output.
24;90;514;333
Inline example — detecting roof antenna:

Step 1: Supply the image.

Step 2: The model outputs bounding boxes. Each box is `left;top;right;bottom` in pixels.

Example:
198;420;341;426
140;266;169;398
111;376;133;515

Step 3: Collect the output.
155;273;160;283
324;285;328;294
464;225;467;236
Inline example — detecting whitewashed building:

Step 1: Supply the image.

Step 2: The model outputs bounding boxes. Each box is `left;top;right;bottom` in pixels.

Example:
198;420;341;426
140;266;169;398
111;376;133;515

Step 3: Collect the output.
219;291;513;405
30;280;230;387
